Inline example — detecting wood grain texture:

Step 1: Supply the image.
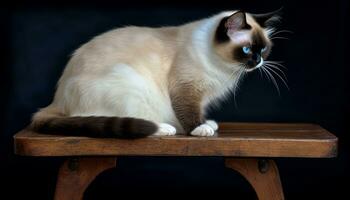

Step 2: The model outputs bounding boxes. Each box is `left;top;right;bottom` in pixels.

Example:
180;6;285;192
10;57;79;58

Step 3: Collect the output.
14;122;338;157
54;157;116;200
225;158;284;200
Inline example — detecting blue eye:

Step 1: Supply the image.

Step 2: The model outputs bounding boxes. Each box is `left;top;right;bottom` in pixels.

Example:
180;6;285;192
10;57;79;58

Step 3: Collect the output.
261;46;267;52
242;46;251;54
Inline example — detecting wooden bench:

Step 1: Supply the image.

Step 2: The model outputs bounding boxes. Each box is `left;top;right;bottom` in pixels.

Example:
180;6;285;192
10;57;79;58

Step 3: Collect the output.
14;122;338;200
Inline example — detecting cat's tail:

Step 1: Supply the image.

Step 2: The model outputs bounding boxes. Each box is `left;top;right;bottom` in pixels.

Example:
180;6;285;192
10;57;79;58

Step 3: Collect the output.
30;106;158;139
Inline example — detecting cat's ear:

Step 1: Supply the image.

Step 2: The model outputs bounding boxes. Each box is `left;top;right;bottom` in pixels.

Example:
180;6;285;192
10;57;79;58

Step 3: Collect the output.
215;11;250;43
225;11;248;32
251;7;283;27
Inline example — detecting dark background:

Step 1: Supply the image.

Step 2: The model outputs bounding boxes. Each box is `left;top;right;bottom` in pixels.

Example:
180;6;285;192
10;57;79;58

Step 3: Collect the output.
1;0;349;199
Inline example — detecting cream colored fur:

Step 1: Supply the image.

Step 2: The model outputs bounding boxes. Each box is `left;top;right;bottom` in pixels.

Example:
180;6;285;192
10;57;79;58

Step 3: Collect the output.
33;11;270;136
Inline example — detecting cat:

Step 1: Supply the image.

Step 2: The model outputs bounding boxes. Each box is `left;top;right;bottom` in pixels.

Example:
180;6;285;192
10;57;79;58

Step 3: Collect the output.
30;10;280;138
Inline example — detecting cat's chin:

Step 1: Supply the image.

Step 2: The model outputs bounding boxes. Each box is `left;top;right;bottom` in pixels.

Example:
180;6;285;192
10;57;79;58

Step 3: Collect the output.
244;58;264;72
244;66;260;72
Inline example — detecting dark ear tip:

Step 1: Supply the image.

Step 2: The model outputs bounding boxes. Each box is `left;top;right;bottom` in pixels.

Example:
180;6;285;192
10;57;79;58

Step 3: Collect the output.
231;10;247;20
235;10;246;16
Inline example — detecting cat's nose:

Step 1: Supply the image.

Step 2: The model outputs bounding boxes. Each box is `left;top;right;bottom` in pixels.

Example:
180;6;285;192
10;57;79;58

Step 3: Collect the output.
252;54;261;63
256;56;261;63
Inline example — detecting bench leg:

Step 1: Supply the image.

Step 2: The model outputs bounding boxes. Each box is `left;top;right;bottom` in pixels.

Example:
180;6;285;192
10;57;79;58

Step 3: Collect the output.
54;157;116;200
225;158;284;200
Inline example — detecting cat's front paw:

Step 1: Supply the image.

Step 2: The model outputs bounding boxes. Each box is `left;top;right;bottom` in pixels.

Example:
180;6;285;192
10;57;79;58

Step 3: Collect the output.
205;120;218;131
154;123;176;136
190;124;215;137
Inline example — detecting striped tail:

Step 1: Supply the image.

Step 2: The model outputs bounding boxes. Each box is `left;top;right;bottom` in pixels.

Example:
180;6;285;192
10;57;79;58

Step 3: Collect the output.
31;115;158;139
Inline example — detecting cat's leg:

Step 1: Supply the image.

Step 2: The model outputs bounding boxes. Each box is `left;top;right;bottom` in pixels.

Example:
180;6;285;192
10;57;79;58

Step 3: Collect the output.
170;83;215;136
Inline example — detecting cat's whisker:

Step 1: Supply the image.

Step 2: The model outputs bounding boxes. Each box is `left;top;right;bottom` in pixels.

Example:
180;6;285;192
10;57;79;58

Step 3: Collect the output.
264;63;288;79
261;66;281;95
223;70;238;91
270;36;290;40
265;68;288;84
225;66;245;90
269;30;293;37
265;61;287;69
260;65;274;86
260;64;271;82
264;66;290;90
230;67;246;107
258;67;263;78
235;67;246;85
265;60;284;64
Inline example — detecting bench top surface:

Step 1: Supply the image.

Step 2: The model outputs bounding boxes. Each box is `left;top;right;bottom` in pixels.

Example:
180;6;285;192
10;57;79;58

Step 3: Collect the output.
14;122;338;158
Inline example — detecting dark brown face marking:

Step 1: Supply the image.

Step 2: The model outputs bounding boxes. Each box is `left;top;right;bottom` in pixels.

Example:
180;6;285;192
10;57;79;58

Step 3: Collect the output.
233;30;272;69
213;12;273;70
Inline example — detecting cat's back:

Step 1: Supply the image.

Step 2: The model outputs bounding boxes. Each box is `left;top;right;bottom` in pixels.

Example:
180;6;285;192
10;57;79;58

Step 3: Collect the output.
95;26;179;44
63;25;181;78
83;26;178;56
